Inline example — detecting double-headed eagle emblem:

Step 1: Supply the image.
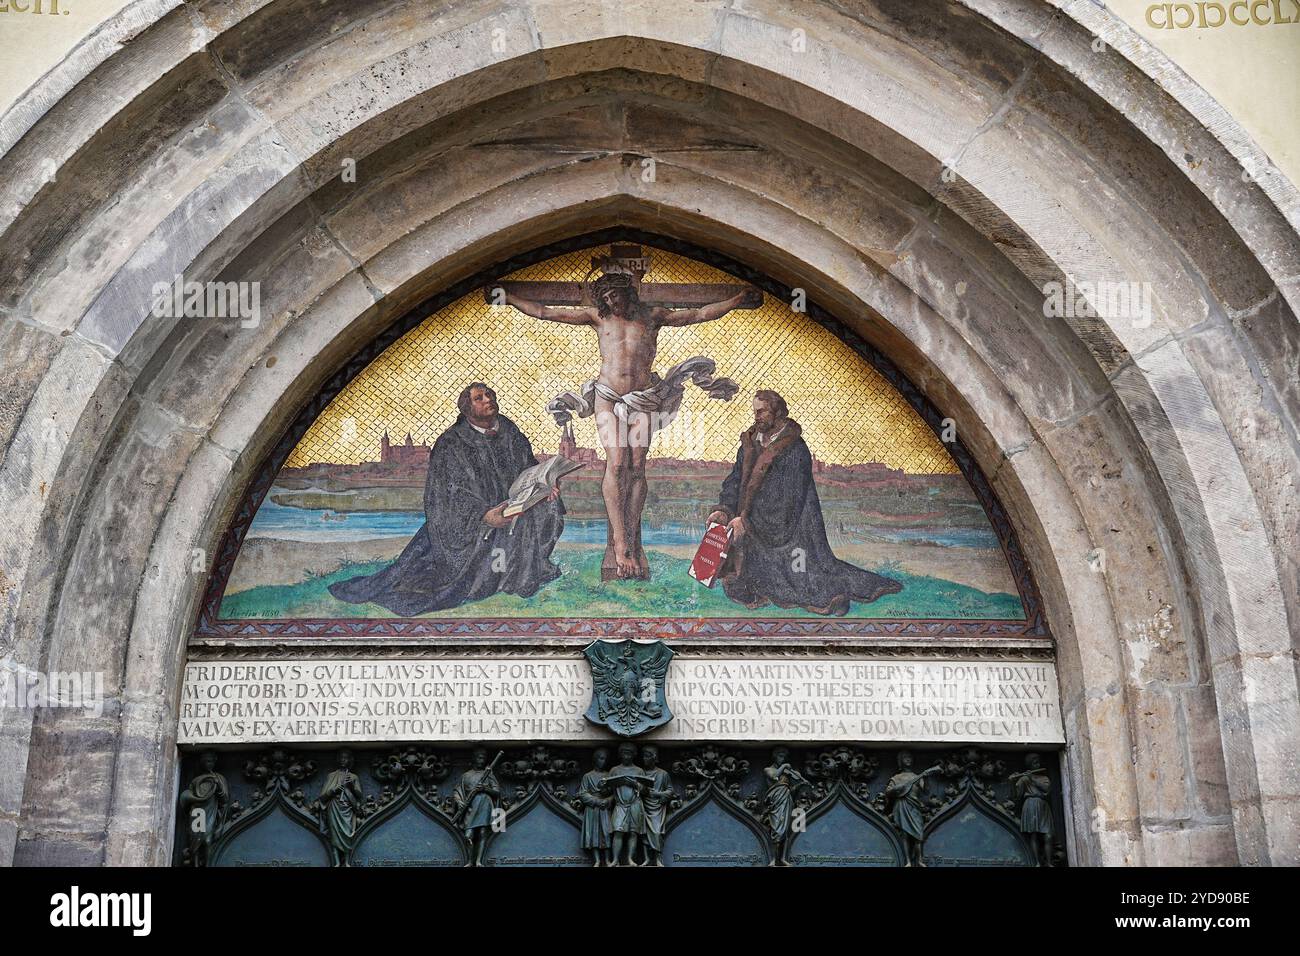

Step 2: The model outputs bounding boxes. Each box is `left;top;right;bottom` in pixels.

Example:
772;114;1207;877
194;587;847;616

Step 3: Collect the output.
583;640;675;737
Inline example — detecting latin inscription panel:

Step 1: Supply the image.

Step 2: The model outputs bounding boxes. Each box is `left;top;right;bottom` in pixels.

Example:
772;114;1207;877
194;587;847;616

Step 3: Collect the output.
178;656;1064;746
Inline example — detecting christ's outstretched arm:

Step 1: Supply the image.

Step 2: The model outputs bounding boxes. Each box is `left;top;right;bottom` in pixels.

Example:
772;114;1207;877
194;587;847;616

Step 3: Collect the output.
502;291;595;325
657;289;762;327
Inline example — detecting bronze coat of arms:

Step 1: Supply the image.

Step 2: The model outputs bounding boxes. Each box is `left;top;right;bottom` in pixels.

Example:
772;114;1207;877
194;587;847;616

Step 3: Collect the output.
583;640;675;737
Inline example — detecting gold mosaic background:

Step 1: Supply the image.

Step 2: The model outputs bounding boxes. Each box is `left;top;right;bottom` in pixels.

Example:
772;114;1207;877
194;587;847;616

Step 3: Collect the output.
286;247;958;473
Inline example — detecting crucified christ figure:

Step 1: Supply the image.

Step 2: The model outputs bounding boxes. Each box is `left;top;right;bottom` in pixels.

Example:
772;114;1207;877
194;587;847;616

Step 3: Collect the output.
502;272;761;580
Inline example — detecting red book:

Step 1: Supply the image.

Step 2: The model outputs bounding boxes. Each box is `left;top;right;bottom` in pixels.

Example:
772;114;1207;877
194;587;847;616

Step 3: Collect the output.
688;522;733;588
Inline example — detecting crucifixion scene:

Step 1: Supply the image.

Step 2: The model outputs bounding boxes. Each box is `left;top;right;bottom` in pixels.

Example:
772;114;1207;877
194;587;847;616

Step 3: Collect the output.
493;243;761;581
217;243;1026;626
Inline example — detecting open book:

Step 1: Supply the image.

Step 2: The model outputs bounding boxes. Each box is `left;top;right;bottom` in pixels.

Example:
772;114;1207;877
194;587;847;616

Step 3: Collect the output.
502;455;586;518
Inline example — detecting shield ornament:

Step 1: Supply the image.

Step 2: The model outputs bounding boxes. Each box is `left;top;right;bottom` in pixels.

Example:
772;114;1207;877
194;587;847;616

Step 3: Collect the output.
582;639;675;737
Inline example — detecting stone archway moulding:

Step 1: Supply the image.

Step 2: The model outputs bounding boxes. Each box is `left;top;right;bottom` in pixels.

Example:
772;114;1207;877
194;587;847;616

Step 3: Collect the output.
0;0;1295;867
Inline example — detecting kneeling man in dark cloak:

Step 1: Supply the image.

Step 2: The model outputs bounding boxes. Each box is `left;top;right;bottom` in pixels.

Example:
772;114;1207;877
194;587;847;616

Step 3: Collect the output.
706;389;902;616
329;382;564;615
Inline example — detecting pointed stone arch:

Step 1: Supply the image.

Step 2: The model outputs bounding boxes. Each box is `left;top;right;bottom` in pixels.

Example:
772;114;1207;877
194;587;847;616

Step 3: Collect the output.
210;783;329;869
0;0;1295;868
922;783;1036;868
790;782;907;867
351;787;467;868
483;783;587;867
663;782;771;866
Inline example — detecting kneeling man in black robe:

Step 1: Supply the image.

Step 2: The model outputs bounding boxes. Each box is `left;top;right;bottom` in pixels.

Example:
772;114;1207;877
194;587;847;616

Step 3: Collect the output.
329;382;564;615
706;389;902;616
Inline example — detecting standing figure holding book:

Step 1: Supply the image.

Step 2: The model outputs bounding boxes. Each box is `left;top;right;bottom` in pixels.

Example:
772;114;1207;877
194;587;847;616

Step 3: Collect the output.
329;383;565;615
603;742;650;866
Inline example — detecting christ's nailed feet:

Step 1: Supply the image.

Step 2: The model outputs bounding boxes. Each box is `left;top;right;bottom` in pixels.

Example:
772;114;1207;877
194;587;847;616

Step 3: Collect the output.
615;551;638;579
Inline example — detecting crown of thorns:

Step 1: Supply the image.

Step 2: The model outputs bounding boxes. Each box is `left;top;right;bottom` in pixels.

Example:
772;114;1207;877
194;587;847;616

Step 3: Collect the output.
592;272;636;294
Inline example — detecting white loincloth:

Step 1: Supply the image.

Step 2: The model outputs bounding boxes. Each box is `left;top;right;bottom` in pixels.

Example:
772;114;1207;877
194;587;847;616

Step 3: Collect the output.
546;356;739;434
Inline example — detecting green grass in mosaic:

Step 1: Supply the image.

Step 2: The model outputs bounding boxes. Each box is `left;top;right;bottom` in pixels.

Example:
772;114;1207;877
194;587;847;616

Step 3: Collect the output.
219;548;1024;620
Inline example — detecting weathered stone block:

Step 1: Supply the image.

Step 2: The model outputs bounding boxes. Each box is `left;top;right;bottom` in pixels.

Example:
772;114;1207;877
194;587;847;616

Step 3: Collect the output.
1142;823;1238;866
0;319;61;465
1183;684;1232;818
1130;687;1193;822
16;709;119;834
324;143;587;264
12;834;105;867
0;335;127;649
1013;62;1273;314
715;3;990;162
533;0;722;84
27;95;271;339
78;126;302;361
44;402;204;687
0;54;230;312
1081;689;1143;821
207;270;383;459
142;221;357;434
0;703;35;824
124;440;235;696
1038;410;1191;685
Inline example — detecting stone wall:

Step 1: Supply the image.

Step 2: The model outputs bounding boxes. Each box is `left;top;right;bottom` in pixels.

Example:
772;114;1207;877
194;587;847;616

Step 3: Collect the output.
0;0;1296;866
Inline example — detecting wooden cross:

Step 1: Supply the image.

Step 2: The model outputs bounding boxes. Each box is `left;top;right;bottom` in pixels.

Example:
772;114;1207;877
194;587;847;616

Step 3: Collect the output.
483;244;756;309
484;243;760;583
